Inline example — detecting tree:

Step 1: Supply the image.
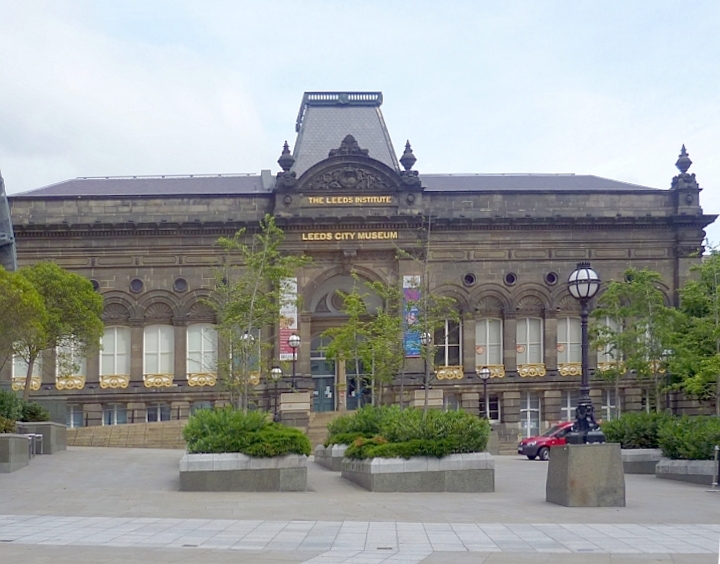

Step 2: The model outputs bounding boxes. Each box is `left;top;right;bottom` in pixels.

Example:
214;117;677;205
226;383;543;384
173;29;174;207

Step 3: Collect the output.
592;268;678;414
210;215;309;412
14;262;104;401
672;249;720;415
0;267;46;374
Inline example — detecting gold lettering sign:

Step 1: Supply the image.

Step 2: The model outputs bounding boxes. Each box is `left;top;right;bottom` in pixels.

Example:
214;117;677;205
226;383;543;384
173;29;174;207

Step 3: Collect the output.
301;231;398;242
306;196;394;205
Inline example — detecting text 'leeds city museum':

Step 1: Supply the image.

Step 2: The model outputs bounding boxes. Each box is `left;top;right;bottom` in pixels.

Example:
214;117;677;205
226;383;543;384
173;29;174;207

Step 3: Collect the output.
1;92;716;436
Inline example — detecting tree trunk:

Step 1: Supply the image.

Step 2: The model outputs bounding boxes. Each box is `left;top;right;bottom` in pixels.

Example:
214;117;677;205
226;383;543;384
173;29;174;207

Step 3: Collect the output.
615;379;621;418
22;355;36;402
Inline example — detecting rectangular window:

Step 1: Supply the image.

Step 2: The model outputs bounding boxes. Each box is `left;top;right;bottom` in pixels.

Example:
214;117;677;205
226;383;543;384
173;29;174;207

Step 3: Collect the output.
12;354;43;378
557;317;581;364
561;390;579;421
602;389;617;421
66;405;83;428
147;403;171;422
597;316;621;364
187;324;218;374
517;318;543;364
103;404;127;426
190;401;213;414
520;392;541;438
478;393;502;423
475;318;503;366
144;325;174;375
101;327;131;376
434;319;461;366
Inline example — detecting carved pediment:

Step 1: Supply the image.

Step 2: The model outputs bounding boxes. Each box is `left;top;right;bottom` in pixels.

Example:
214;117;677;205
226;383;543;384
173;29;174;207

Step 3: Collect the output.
328;135;369;158
304;165;394;192
103;303;131;322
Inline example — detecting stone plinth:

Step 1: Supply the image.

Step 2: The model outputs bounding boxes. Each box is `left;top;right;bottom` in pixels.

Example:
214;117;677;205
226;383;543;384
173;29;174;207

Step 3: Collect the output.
656;459;718;486
0;434;30;473
179;453;307;491
621;448;663;474
279;392;310;431
341;453;494;493
409;389;443;410
314;444;347;471
16;422;67;454
546;443;625;507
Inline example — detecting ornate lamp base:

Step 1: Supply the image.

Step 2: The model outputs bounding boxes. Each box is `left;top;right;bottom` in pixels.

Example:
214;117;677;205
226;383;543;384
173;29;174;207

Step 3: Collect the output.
566;400;606;445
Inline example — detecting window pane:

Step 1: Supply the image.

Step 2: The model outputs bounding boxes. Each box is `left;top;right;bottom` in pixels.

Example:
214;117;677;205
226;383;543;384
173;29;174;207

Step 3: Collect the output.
447;346;460;365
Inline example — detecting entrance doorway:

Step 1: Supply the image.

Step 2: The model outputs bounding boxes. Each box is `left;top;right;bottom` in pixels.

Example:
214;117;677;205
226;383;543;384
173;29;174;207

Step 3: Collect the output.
311;335;335;412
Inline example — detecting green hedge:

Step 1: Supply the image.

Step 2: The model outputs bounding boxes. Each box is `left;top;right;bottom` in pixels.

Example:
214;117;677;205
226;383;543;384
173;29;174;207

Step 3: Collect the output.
326;406;490;459
21;402;51;422
0;391;50;431
183;407;311;457
0;416;16;433
0;390;23;422
658;416;720;460
601;412;672;449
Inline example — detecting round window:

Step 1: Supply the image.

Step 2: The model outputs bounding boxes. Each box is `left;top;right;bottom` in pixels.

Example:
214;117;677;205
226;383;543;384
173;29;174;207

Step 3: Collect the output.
504;272;517;286
545;271;558;286
463;273;476;287
173;278;188;293
130;278;144;293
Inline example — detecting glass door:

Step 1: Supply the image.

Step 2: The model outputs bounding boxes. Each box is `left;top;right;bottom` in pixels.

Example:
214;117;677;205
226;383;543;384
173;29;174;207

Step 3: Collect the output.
311;335;335;412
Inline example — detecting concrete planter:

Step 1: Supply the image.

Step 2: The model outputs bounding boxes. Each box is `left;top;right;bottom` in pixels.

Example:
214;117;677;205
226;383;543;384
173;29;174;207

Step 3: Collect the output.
16;422;67;454
656;458;718;486
314;444;347;471
179;453;308;492
621;448;663;474
0;434;31;473
341;453;495;492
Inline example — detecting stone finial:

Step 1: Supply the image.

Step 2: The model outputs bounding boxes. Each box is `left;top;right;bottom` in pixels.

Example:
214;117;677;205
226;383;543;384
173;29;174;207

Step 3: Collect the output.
675;144;692;174
328;135;369;158
277;141;295;172
400;140;417;171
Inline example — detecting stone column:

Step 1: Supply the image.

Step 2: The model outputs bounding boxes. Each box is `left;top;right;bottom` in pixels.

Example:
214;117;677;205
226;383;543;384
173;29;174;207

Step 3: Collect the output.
462;314;476;373
623;388;643;414
130;321;144;382
127;402;147;424
461;392;480;416
173;319;187;383
503;314;517;375
502;390;521;427
337;359;347;412
590;389;603;418
85;349;100;386
544;312;558;373
543;390;562;424
82;403;103;427
43;349;56;387
298;313;312;384
170;400;190;420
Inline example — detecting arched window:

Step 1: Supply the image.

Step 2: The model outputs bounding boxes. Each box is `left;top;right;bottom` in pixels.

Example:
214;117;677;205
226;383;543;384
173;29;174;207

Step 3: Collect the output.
12;354;43;391
557;317;581;364
100;327;131;377
516;317;544;365
475;318;503;367
144;325;174;376
187;323;218;376
434;319;462;366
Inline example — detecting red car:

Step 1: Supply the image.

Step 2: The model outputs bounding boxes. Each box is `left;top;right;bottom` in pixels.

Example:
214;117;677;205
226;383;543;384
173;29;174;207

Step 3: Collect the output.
517;421;574;460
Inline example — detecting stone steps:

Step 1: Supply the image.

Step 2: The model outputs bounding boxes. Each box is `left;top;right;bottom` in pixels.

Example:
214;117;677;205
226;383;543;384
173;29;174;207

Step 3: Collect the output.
67;420;186;449
307;412;345;448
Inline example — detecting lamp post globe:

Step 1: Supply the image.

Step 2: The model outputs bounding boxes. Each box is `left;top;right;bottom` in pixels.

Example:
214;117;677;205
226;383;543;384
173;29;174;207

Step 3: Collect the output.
288;333;300;390
566;262;605;445
476;366;491;419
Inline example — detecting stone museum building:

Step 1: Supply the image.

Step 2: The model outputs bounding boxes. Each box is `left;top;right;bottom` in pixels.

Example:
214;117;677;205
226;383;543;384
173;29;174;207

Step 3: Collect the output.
0;91;716;436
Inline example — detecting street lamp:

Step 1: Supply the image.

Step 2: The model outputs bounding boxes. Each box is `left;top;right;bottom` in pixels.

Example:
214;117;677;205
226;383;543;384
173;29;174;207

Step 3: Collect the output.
476;366;491;419
566;262;605;444
288;333;301;390
269;366;283;421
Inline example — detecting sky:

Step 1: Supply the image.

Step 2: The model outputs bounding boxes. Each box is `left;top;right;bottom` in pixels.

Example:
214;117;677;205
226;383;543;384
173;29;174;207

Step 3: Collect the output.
1;0;718;244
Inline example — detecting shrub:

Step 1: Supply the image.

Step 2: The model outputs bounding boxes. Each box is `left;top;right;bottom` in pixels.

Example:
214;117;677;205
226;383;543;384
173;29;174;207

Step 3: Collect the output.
0;390;23;421
330;406;490;459
20;402;51;422
658;416;720;460
183;407;311;456
0;416;16;433
601;411;672;449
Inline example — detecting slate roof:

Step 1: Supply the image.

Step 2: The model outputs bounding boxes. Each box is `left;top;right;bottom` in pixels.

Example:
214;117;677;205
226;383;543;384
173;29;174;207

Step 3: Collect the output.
420;174;659;192
11;174;270;198
291;92;400;176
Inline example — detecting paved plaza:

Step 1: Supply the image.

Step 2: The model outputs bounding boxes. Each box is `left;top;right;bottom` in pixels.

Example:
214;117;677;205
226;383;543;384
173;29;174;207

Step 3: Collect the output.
0;447;718;563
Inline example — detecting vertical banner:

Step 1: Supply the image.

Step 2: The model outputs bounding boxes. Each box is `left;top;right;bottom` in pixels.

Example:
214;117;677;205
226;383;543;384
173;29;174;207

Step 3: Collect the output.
403;275;421;358
279;277;298;361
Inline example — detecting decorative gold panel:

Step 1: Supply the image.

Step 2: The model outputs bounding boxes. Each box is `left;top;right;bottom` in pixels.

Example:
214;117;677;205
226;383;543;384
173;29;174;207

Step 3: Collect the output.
558;363;582;376
436;366;464;380
597;361;624;373
100;374;130;389
248;371;260;386
518;363;546;377
11;376;40;392
56;375;86;390
475;365;505;378
143;374;173;388
187;373;217;387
